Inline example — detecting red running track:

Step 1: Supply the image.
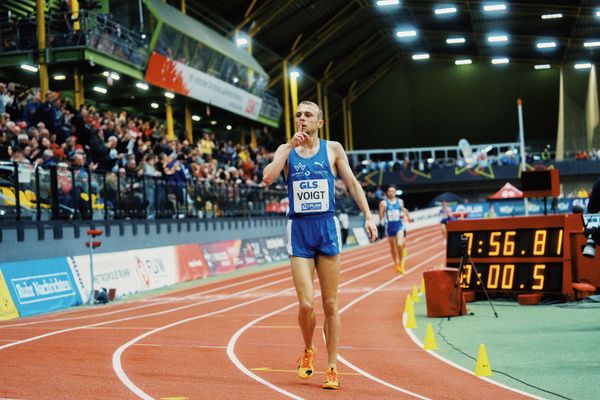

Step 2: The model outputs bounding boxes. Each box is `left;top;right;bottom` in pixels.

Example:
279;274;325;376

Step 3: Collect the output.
0;226;534;399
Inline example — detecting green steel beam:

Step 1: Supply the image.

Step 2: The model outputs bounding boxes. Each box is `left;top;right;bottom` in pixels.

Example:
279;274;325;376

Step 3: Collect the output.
84;50;145;80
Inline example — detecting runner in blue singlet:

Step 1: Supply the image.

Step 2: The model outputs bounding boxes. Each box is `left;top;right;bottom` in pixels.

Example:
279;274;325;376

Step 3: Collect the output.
262;101;377;390
378;185;411;273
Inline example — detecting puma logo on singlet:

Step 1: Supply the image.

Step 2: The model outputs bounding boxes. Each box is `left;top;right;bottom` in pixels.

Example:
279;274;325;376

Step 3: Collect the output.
314;161;325;169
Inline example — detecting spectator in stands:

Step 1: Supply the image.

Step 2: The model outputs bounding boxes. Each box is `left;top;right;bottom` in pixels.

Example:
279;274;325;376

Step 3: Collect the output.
200;131;215;159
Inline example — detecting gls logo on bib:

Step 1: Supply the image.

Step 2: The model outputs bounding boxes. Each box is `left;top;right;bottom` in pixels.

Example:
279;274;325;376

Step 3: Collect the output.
293;179;329;212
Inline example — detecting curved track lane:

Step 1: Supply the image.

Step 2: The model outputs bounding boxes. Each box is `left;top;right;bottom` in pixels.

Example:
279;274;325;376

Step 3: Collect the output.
0;226;535;399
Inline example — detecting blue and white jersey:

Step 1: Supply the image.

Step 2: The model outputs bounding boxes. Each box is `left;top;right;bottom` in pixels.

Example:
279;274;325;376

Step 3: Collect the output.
386;199;404;225
287;139;336;219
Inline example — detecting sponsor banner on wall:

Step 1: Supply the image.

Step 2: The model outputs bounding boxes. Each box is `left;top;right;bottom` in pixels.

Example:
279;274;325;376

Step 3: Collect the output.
128;247;179;291
243;236;288;265
352;228;370;246
0;271;19;321
0;258;82;317
201;240;249;275
145;52;263;120
69;253;144;301
450;198;591;219
176;244;210;282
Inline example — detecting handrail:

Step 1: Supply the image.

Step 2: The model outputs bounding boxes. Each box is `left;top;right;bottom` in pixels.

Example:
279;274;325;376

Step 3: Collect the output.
0;161;355;221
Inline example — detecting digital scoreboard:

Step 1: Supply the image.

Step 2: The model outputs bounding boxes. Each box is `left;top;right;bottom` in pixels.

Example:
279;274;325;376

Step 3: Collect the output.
446;214;585;296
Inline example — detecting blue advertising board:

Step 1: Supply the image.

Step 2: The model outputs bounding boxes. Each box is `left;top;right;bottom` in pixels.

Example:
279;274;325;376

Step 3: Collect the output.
451;198;590;219
0;258;83;317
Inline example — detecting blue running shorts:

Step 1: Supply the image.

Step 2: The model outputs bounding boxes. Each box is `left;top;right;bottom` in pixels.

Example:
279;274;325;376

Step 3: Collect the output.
287;215;341;258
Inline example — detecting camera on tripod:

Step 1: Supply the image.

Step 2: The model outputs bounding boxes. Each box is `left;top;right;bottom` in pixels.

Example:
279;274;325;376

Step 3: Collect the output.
582;214;600;258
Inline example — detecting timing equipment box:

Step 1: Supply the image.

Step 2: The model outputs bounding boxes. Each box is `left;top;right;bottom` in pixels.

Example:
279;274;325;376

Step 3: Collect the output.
521;169;560;198
423;269;467;317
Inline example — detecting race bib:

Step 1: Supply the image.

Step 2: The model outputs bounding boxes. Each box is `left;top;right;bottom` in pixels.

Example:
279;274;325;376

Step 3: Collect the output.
387;209;401;221
293;179;329;213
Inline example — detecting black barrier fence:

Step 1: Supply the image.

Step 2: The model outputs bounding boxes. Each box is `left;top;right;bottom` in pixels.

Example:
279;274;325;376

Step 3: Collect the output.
0;161;305;221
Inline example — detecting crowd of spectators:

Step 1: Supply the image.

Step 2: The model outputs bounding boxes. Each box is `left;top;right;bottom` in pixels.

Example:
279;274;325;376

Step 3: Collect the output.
0;83;283;218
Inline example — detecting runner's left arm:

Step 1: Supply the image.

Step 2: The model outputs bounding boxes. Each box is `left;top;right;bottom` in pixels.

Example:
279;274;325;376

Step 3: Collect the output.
333;141;378;241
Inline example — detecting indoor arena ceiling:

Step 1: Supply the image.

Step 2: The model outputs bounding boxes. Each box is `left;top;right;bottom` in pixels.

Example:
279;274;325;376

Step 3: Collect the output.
182;0;600;100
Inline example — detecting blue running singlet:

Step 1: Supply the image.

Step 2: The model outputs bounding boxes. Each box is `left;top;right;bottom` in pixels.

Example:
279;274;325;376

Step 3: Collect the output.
286;140;340;258
385;198;404;237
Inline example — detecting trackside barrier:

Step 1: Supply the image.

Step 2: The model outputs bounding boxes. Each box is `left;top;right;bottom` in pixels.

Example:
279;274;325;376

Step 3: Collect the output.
406;207;442;231
0;235;290;320
0;258;83;318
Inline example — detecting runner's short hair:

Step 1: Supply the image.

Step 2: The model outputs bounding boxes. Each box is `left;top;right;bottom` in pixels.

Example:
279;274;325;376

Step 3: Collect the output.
298;100;323;120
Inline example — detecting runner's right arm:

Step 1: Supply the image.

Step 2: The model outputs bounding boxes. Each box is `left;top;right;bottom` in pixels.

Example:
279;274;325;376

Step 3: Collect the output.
263;128;309;185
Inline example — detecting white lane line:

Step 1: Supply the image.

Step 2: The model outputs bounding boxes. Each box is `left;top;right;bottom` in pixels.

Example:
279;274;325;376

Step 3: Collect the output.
133;344;227;349
111;243;410;400
225;240;441;400
0;240;389;329
0;242;399;352
335;252;444;400
402;311;544;399
112;231;437;400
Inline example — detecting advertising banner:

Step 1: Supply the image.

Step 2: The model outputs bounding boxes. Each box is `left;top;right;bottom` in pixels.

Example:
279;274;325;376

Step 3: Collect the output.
175;244;209;282
202;240;244;275
243;236;288;265
128;247;179;290
450;198;591;219
352;228;370;246
0;258;82;317
0;271;19;321
69;253;144;300
145;52;263;120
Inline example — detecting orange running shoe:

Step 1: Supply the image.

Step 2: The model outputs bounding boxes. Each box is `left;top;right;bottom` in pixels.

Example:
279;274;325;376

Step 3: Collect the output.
297;348;315;379
322;367;340;389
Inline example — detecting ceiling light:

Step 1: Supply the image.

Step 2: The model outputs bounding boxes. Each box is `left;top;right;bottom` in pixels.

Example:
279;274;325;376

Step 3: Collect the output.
53;74;66;80
446;37;466;44
192;115;201;122
164;91;175;99
232;76;239;83
110;72;120;80
584;41;600;48
141;33;147;39
434;7;457;15
151;103;159;109
536;41;557;49
93;86;107;94
491;57;509;65
534;64;551;70
211;120;218;125
483;3;506;12
396;30;417;38
226;125;232;131
412;53;430;60
102;71;109;77
575;63;592;69
290;71;300;79
488;35;508;43
20;64;38;72
376;0;400;6
136;82;149;90
236;37;248;47
596;11;600;18
455;59;472;65
541;13;563;20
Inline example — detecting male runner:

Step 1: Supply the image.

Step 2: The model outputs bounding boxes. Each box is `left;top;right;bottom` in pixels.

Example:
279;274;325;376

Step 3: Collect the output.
378;185;411;273
262;100;377;390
